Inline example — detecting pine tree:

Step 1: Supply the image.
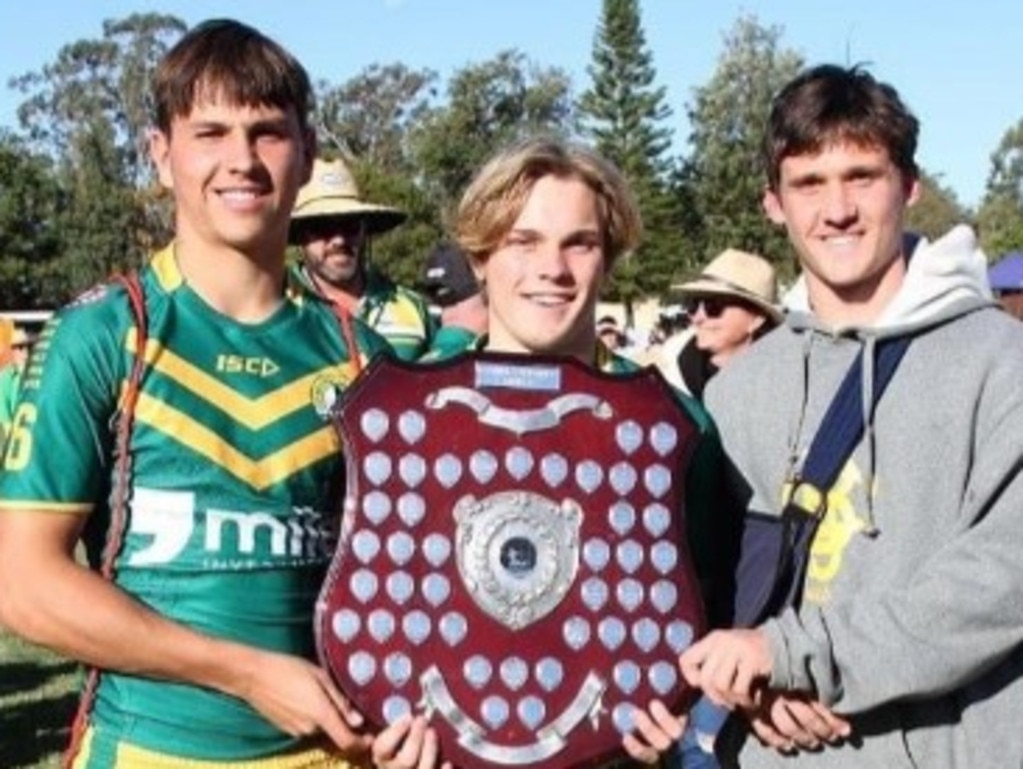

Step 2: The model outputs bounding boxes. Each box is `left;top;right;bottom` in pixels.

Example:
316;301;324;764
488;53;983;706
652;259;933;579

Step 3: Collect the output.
579;0;684;318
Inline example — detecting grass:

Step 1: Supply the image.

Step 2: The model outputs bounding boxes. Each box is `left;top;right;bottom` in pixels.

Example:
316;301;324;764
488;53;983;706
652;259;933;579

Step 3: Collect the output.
0;625;79;769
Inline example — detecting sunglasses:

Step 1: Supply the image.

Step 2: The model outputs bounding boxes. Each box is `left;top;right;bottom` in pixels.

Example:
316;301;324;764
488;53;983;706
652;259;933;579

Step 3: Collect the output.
298;218;365;241
683;296;731;319
10;343;32;351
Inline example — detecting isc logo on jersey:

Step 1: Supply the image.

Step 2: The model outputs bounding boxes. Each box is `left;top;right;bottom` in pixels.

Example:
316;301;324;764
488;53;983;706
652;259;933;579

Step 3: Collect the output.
126;487;336;569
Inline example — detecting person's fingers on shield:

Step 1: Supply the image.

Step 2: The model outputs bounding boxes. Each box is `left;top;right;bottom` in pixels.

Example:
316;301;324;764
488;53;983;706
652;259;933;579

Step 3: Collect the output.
372;714;447;769
622;699;687;764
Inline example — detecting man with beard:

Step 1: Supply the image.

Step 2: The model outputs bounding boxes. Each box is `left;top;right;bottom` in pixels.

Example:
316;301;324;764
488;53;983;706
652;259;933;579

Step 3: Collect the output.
290;157;436;360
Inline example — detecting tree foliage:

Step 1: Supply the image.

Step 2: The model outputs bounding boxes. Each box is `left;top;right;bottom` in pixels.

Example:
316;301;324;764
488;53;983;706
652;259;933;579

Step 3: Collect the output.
7;14;185;303
0;133;65;308
410;50;576;211
976;119;1023;257
906;171;969;241
2;10;1021;312
579;0;682;311
683;15;803;281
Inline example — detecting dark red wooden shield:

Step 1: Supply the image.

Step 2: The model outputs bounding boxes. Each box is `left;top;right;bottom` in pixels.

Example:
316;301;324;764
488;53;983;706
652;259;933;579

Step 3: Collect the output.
316;352;705;769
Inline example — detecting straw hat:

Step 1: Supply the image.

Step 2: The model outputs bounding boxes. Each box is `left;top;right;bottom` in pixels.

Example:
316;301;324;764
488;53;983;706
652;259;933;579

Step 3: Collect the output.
289;158;406;243
673;248;782;323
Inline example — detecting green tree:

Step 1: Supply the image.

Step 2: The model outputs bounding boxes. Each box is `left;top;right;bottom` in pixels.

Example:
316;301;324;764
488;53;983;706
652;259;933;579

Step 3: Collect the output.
976;119;1023;257
579;0;681;312
906;171;969;241
10;13;185;296
0;133;65;308
684;15;803;280
315;63;439;173
410;50;576;212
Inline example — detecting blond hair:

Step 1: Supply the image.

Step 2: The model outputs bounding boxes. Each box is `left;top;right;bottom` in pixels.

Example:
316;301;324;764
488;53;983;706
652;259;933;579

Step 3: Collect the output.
455;138;642;266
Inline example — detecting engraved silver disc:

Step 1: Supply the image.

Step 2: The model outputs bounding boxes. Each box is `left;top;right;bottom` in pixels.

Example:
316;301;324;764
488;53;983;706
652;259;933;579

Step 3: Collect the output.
609;501;636;535
385;570;414;605
650;579;678;614
398;409;426;445
609;462;638;496
518;696;546;730
540;453;568;488
505;446;534;480
499;657;528;691
665;620;694;653
362;491;391;525
352;529;381;564
364;451;392;486
421;573;450;607
360;408;390;443
399;454;426;488
383;695;412;722
644;464;671;499
331;608;360;643
649;661;677;695
616;539;644;574
464;655;493;689
423;533;451;567
643;503;671;537
439;611;467;647
469;450;498;484
616;420;644;456
581;577;609;612
616;578;644;613
481;695;509;729
535;657;564;692
614;660;641;695
348;651;376;686
598;616;627;651
386;531;415;566
575;460;603;494
583;538;611;571
649;422;678;456
563;616;591;650
434;453;463;489
397;492;426;528
651;541;679;574
613;702;636;736
350;569;378;603
402;610;431;645
367;608;395;643
631;617;660;652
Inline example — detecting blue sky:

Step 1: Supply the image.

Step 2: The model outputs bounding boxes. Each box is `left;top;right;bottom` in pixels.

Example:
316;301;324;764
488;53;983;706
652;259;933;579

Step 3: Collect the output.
2;0;1020;209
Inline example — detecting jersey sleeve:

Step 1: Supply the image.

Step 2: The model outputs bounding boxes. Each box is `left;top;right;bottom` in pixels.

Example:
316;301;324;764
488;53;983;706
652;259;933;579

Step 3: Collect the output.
0;291;128;514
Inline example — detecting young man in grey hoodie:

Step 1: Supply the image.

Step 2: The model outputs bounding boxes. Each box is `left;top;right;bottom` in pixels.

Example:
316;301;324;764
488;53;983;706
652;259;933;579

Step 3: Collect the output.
679;63;1023;768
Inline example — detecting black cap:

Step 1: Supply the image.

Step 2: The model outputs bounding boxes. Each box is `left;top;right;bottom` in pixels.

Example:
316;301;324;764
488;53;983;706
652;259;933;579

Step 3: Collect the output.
422;243;480;307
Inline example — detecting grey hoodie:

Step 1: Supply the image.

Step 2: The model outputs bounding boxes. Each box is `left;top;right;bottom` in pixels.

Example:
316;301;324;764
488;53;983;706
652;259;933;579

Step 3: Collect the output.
706;226;1023;768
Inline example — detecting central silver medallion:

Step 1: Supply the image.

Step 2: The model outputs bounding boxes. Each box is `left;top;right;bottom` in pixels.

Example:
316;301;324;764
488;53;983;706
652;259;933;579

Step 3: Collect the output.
454;490;581;630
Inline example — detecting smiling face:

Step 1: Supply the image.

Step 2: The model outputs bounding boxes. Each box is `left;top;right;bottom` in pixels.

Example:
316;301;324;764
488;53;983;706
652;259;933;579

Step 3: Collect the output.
688;296;767;366
296;217;367;296
764;141;919;326
149;96;313;262
475;174;606;361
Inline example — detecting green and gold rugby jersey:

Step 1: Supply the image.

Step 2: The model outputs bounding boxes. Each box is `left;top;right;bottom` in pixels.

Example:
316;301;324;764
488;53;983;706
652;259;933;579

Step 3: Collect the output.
294;264;437;361
0;245;388;764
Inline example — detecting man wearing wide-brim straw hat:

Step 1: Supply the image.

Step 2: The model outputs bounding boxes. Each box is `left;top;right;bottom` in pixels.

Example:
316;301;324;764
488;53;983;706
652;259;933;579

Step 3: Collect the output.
289;157;436;360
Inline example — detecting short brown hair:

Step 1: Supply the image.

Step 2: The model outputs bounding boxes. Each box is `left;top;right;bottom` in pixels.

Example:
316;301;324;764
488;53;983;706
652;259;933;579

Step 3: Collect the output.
763;64;919;191
152;18;312;135
455;138;642;266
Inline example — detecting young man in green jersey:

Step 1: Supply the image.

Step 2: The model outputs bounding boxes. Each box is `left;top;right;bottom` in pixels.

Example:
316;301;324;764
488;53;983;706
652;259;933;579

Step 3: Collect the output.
0;19;386;768
371;138;731;769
